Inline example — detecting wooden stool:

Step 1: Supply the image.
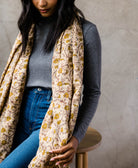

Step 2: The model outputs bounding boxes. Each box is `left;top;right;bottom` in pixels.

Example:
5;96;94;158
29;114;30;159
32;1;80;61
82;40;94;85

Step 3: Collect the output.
75;127;102;168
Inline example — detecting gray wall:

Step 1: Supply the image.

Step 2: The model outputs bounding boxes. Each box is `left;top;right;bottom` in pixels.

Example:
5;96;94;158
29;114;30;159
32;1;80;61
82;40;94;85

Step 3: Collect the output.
0;0;138;168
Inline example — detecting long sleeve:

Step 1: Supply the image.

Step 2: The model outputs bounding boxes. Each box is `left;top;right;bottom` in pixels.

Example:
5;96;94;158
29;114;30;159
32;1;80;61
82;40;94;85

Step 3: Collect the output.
72;22;102;144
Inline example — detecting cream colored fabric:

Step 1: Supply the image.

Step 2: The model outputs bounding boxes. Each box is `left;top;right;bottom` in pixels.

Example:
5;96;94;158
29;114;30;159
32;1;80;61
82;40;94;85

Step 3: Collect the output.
0;18;84;168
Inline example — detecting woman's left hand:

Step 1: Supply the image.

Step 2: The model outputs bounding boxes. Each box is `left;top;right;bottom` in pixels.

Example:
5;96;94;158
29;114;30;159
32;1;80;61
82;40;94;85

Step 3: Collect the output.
49;136;79;167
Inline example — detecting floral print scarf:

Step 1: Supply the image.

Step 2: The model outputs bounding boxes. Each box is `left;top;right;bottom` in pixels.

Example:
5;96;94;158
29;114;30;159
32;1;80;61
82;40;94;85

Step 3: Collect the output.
0;18;84;168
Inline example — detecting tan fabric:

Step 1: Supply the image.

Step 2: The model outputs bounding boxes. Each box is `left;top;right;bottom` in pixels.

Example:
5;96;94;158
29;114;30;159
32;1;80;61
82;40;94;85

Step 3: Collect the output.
0;18;84;168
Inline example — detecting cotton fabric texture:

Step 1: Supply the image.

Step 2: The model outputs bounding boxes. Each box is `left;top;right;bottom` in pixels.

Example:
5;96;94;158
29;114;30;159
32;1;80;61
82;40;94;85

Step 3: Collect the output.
0;18;84;168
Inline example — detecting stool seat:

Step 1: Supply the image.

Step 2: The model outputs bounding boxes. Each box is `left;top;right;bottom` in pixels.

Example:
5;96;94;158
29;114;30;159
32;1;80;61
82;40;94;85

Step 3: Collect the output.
75;127;102;168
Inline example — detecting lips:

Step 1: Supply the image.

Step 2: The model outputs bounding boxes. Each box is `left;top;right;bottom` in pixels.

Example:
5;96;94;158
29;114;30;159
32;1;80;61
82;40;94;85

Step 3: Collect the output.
39;8;50;13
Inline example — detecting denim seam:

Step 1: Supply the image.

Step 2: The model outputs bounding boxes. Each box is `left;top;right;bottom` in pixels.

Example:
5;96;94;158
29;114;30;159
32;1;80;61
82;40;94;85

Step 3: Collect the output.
32;94;43;130
27;92;37;132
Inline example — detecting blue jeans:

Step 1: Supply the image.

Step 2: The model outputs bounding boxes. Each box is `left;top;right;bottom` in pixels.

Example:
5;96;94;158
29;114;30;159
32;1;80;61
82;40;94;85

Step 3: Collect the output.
0;87;52;168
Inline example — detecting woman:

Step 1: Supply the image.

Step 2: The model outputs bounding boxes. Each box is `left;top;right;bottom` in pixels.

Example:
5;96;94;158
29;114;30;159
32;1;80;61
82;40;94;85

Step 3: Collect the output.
0;0;101;167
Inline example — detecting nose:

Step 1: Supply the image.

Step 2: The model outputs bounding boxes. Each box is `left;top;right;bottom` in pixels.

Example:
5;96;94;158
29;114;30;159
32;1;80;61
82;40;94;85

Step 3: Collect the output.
39;0;47;7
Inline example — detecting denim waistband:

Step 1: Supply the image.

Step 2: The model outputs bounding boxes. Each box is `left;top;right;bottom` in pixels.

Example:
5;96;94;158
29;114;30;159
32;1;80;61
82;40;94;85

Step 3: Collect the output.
24;87;52;96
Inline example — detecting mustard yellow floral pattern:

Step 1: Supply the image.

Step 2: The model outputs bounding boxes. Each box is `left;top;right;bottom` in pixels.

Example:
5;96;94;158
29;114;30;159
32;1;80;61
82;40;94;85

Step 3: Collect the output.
0;18;84;168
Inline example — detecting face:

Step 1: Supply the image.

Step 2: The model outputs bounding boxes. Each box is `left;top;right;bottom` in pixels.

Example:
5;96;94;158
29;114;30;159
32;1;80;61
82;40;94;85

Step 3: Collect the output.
32;0;58;17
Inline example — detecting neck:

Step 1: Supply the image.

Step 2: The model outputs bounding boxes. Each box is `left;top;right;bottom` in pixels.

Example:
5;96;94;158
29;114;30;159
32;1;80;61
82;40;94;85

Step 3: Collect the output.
37;12;57;25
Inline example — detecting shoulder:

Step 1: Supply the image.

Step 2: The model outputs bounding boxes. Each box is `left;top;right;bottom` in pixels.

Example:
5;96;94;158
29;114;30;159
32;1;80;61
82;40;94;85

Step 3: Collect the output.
79;18;102;66
81;18;96;35
80;18;101;47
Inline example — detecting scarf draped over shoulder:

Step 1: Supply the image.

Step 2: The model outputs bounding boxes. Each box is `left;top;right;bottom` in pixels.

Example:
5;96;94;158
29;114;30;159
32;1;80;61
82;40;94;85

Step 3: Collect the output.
0;17;84;168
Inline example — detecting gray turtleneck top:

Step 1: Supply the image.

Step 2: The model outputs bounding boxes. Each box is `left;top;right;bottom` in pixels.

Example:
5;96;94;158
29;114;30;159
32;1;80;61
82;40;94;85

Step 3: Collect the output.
26;16;102;144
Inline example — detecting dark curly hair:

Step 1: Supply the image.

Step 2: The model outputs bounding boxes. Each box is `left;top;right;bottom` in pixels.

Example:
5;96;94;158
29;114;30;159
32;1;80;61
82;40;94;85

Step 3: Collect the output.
18;0;85;53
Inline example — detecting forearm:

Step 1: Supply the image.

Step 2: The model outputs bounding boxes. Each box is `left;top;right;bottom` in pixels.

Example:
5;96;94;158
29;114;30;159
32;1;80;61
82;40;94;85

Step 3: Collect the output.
72;91;101;144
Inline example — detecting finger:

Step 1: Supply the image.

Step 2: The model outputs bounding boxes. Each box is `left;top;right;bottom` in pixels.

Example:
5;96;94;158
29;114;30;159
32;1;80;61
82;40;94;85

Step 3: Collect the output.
55;154;74;166
50;150;73;161
50;143;72;154
63;158;74;168
50;149;74;161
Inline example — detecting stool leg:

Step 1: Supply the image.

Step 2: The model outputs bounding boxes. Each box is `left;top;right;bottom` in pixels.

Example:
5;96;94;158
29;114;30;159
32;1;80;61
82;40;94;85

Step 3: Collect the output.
75;153;83;168
83;152;88;168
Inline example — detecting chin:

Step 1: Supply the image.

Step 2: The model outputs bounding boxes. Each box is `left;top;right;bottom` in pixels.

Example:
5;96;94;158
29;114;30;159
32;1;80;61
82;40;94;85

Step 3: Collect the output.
40;13;51;17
